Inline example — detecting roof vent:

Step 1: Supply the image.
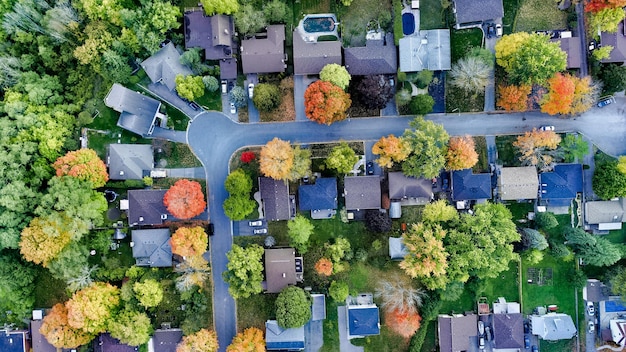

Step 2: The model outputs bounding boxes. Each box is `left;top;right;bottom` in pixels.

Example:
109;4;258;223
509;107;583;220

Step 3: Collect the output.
139;216;144;222
161;214;168;220
120;171;125;175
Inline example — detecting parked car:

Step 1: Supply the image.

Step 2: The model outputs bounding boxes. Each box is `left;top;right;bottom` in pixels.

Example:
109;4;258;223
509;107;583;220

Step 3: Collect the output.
207;223;214;237
478;321;484;335
495;23;503;37
248;83;254;98
221;80;227;94
588;321;595;333
540;125;555;131
230;102;236;114
253;228;268;235
487;24;495;38
532;346;538;352
524;321;530;334
479;336;485;350
485;326;492;341
588;40;597;51
597;96;616;108
249;220;263;227
587;301;595;316
524;336;530;349
189;101;200;111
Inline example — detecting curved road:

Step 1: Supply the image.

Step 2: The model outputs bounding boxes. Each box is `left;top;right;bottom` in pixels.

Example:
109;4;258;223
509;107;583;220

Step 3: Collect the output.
187;102;626;351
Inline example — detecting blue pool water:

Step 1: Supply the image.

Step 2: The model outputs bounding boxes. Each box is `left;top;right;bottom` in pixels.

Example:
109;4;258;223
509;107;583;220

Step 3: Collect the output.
605;300;626;312
402;13;415;36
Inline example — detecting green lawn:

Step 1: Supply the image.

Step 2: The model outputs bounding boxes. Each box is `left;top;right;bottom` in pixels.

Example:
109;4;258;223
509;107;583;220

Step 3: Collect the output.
294;0;331;20
236;293;277;332
514;0;568;32
473;136;489;173
503;0;520;35
521;253;577;315
340;0;391;47
496;135;520;166
450;28;483;63
33;268;69;308
445;81;485;113
419;0;446;30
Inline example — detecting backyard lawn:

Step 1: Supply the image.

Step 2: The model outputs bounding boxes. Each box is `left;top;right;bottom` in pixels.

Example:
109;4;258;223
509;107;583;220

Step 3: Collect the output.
419;0;446;30
339;0;392;47
514;0;568;32
495;135;520;166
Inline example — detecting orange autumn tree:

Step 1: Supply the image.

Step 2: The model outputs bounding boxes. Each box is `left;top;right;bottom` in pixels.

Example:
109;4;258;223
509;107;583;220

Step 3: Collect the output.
65;282;120;335
497;84;531;112
53;149;109;188
314;258;333;276
586;0;626;13
513;129;561;170
446;135;479;171
170;226;208;258
259;137;294;181
226;327;265;352
39;303;93;349
304;80;351;125
176;329;219;352
375;275;425;339
385;309;422;338
371;134;411;168
163;179;207;219
541;73;576;115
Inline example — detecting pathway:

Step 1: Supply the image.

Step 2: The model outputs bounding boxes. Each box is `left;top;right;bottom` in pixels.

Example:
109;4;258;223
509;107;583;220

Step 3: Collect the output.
576;1;589;77
165;167;205;178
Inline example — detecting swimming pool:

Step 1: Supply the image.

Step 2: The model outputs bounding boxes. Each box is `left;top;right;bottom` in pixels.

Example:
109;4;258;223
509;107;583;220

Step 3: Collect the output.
303;16;336;33
402;13;415;36
605;300;626;312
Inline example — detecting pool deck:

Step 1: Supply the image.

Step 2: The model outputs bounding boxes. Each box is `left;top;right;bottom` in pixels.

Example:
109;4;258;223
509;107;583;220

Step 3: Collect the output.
401;5;420;35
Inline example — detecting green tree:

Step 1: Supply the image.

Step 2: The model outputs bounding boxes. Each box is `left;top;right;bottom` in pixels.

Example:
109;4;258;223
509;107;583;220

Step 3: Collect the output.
66;282;120;334
229;86;247;108
535;211;558;230
288;146;312;181
409;94;435;115
263;0;289;23
203;75;219;92
421;200;458;224
592;45;613;61
36;176;107;226
395;90;411;107
329;281;349;302
175;74;205;101
223;244;265;299
0;252;37;324
610;266;626;296
225;169;252;195
108;310;153;346
223;195;255;221
559;134;588;163
287;215;314;254
133;279;163;308
319;63;351;90
275;286;311;328
599;63;626;94
252;83;281;112
565;227;621;266
593;161;626;199
521;228;548;250
402;117;449;179
588;7;624;33
234;4;267;35
449;57;491;93
508;34;567;84
200;0;239;15
180;48;209;74
400;223;449;290
325;142;358;174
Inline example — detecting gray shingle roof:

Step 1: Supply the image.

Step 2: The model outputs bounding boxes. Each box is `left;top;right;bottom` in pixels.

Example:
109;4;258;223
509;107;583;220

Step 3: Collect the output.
454;0;504;25
264;248;297;293
127;189;170;226
31;320;56;352
259;177;291;221
344;33;397;76
601;20;626;63
438;314;478;352
108;144;154;180
531;313;576;341
493;313;524;349
152;329;183;352
388;172;433;200
551;37;581;69
399;29;451;72
293;30;342;75
95;333;137;352
265;320;305;351
452;168;492;201
184;11;234;60
344;176;381;211
219;58;238;80
131;229;172;268
141;42;193;91
241;25;286;74
498;166;538;200
584;279;609;303
585;198;626;225
105;83;161;137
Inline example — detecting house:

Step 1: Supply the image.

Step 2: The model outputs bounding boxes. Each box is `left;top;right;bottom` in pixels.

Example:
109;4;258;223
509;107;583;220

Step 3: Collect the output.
107;144;154;181
491;299;524;349
292;30;341;75
551;37;582;69
344;176;381;211
437;313;478;352
31;310;55;352
388;237;408;260
610;319;626;348
530;313;576;340
388;172;433;204
95;333;137;352
452;0;504;29
584;279;610;303
259;177;291;221
344;32;397;76
451;168;492;202
585;198;626;231
151;328;183;352
0;329;28;352
105;83;165;138
131;228;172;267
298;178;337;218
399;29;451;72
264;248;303;293
311;294;327;321
183;11;234;61
539;163;583;207
265;320;305;351
600;20;626;64
346;294;380;339
241;25;286;74
497;166;538;201
126;189;172;226
140;42;193;91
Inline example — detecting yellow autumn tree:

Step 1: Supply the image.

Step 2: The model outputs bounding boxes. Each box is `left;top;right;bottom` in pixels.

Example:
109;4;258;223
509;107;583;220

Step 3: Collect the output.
513;129;561;170
494;32;531;70
170;226;208;259
570;76;597;115
20;213;86;266
259;137;294;181
226;327;265;352
445;135;479;171
177;329;219;352
371;134;411;168
399;223;449;290
39;303;93;349
65;282;120;335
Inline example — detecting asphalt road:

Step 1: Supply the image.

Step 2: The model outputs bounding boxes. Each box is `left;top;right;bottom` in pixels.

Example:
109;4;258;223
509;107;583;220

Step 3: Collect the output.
188;97;626;351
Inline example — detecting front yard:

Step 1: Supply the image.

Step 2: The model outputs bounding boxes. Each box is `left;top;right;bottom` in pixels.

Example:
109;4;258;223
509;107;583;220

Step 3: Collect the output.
514;0;568;32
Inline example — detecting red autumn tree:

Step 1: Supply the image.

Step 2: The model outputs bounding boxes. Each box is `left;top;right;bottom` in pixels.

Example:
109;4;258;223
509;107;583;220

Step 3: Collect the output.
384;308;422;338
163;179;207;219
304;80;351;125
497;84;531;112
586;0;626;13
53;149;109;188
446;135;479;171
314;258;333;276
240;151;256;163
39;303;93;349
170;226;208;258
226;327;265;352
541;73;576;115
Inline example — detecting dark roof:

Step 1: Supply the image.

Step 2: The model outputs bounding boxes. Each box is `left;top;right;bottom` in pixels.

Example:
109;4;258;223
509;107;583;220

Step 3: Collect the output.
601;20;626;63
141;42;193;90
131;228;172;267
152;329;183;352
311;294;327;321
451;169;492;201
298;178;338;211
0;330;27;352
539;164;583;200
242;25;286;74
105;84;161;137
347;306;380;337
437;314;478;352
388;172;432;200
264;248;298;293
219;58;238;80
265;320;305;351
453;0;504;25
184;11;234;60
344;33;397;76
95;333;137;352
127;189;171;226
108;144;153;180
259;177;291;221
493;313;524;349
551;37;581;69
344;176;381;211
399;29;451;72
585;279;610;303
31;320;56;352
293;30;342;75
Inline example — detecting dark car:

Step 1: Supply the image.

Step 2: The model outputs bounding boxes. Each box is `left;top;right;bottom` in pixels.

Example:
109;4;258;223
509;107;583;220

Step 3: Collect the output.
487;24;495;38
524;321;530;334
207;223;214;236
532;346;538;352
524;336;530;349
366;161;374;175
189;101;200;111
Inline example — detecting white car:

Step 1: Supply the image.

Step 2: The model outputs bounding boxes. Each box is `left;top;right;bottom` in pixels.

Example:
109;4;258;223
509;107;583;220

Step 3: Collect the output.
588;321;595;333
248;83;254;98
248;220;263;227
540;125;555;131
495;24;503;37
587;301;595;316
230;102;236;114
221;80;227;94
253;228;267;235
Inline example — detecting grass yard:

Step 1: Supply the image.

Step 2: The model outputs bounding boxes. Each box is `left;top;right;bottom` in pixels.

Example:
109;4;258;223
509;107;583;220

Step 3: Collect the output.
339;0;392;47
166;105;189;131
521;253;577;315
450;28;483;63
154;141;203;168
33;268;69;308
505;201;534;223
445;81;485;113
294;0;331;21
495;135;520;166
503;0;519;35
196;90;222;111
514;0;568;32
259;77;296;122
236;293;278;332
87;128;152;160
473;136;489;173
419;0;446;30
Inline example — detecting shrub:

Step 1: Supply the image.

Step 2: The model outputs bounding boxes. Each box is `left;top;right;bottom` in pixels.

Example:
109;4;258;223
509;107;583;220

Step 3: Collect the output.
329;281;349;302
409;94;434;115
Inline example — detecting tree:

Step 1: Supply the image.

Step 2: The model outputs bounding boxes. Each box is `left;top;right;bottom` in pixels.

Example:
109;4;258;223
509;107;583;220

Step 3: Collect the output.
260;137;294;181
19;213;82;266
402;117;449;179
223;244;265;299
395;89;412;107
314;258;333;276
225;169;253;195
325;237;351;268
180;48;208;74
560;134;588;163
37;176;107;226
176;329;219;352
535;211;558;230
229;86;247;108
287;215;314;254
234;4;267;35
497;84;531;111
275;286;311;328
202;75;219;92
507;34;567;85
421;200;458;224
176;74;205;101
599;63;626;94
619;156;626;174
565;227;621;266
446;135;478;170
541;73;576;115
0;252;37;324
325;142;358;174
200;0;239;15
39;303;93;349
513;129;561;171
610;266;626;297
467;47;495;67
288;146;311;181
354;75;394;109
108;310;153;346
385;309;422;339
521;228;548;250
240;151;255;163
375;275;425;313
304;80;351;125
263;0;289;23
371;134;411;168
570;76;600;116
365;209;392;233
223;195;256;220
592;45;614;61
594;161;626;199
409;94;435;115
400;223;449;290
495;32;532;70
164;179;207;219
319;63;351;90
53;149;108;187
586;0;626;13
133;279;164;308
449;57;491;93
226;327;265;352
66;282;120;334
329;280;349;302
252;83;281;112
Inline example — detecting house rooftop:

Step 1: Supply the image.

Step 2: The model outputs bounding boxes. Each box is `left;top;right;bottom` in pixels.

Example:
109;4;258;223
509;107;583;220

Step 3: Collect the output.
264;248;299;293
451;168;492;201
292;29;341;75
241;25;286;74
601;19;626;64
344;32;397;76
498;166;538;200
259;177;291;221
344;176;381;211
585;198;626;229
265;320;305;351
152;329;183;352
437;314;478;352
184;11;234;60
346;295;380;339
140;42;193;91
399;29;451;72
551;37;581;69
454;0;504;26
104;83;161;137
531;313;576;341
95;333;137;352
584;279;610;303
108;144;154;181
219;58;238;80
539;164;583;202
493;313;524;349
127;189;171;226
298;178;337;211
388;172;433;200
131;228;172;268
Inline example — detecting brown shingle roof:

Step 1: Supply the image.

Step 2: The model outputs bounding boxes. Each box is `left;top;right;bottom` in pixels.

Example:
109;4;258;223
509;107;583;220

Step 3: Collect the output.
344;33;397;76
293;30;341;75
438;314;478;352
264;248;297;293
344;176;381;210
241;25;286;74
551;37;581;69
601;19;626;63
498;166;538;200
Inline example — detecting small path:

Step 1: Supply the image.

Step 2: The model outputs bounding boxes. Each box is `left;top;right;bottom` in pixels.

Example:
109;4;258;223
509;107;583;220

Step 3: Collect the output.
150;127;187;143
576;2;589;77
165;167;205;178
582;134;597;201
485;135;497;164
246;74;260;123
484;26;498;112
253;191;264;219
337;306;364;352
304;320;323;352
